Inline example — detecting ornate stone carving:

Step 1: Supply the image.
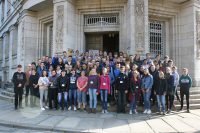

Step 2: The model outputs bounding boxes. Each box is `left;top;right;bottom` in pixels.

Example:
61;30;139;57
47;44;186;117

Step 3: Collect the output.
55;5;64;53
196;11;200;58
135;0;145;52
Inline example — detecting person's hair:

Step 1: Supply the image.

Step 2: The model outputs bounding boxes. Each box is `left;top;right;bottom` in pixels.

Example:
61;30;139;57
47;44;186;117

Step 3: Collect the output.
133;70;139;77
17;64;22;68
172;66;177;70
51;69;56;73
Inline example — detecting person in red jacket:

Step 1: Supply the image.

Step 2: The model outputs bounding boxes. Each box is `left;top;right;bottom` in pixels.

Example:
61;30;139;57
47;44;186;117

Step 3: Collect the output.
99;68;111;113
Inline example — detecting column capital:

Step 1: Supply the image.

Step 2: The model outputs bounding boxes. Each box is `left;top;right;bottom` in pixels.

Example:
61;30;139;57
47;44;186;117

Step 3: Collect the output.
8;24;16;32
2;32;8;37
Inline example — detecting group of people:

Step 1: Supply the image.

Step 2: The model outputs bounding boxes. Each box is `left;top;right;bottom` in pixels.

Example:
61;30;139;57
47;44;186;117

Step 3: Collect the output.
12;50;192;115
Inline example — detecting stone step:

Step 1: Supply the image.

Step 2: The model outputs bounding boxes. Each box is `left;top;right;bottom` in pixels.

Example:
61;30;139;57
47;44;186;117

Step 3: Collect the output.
0;93;14;103
175;104;200;109
177;90;200;95
174;99;200;104
0;89;15;97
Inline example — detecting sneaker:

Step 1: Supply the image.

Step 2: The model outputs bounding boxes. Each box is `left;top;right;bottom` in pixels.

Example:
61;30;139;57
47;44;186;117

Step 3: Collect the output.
93;109;96;114
74;107;77;111
105;110;108;113
41;107;45;111
143;109;147;114
107;103;110;107
134;110;138;114
45;106;49;109
88;109;92;114
187;109;190;113
129;110;133;115
162;112;166;115
179;108;183;112
101;110;105;114
68;106;72;111
167;110;171;114
147;110;151;114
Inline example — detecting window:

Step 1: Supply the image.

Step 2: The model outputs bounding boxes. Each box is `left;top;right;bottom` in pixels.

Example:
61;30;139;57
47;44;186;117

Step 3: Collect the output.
149;20;166;57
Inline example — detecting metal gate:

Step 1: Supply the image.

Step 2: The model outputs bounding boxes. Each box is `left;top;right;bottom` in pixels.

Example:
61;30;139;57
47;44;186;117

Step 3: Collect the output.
149;20;165;57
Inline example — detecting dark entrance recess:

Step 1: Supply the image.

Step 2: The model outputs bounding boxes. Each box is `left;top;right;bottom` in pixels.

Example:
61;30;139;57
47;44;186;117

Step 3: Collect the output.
103;32;119;53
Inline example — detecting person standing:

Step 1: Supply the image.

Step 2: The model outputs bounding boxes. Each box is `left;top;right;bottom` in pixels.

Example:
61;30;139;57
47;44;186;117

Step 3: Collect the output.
38;70;49;111
155;71;167;115
25;64;32;106
57;70;69;110
29;69;39;107
87;69;99;113
48;70;59;110
115;66;128;113
12;65;27;110
129;70;140;115
141;68;153;114
179;68;192;113
68;69;78;111
99;68;111;113
172;66;180;103
165;67;174;114
77;71;88;111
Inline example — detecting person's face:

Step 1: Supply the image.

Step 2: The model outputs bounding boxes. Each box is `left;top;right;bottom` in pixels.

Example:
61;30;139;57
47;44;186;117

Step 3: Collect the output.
41;63;44;67
52;71;56;76
63;52;67;56
27;66;31;70
120;68;125;73
165;57;169;62
49;58;52;63
159;72;164;78
17;67;22;72
146;54;150;59
71;70;75;75
43;71;47;76
144;70;148;75
81;71;85;76
61;71;66;76
59;58;62;63
68;66;72;71
116;64;120;69
182;69;188;76
32;70;36;75
68;57;72;61
150;66;155;72
103;69;107;74
133;72;138;77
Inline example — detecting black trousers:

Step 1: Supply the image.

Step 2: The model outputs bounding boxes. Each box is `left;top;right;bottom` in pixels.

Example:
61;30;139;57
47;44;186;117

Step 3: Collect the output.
25;85;30;105
180;88;190;110
166;94;174;110
48;88;58;109
14;87;23;109
117;90;126;113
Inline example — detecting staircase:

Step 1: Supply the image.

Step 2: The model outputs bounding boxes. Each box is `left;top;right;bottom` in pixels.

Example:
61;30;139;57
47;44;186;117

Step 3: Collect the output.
174;87;200;109
0;87;15;103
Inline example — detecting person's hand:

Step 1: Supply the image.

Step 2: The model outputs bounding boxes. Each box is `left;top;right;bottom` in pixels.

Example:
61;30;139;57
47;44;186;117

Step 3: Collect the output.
146;89;149;92
142;88;145;93
87;92;89;95
125;90;128;94
18;84;22;87
96;92;99;95
154;91;156;95
163;92;166;95
115;90;118;93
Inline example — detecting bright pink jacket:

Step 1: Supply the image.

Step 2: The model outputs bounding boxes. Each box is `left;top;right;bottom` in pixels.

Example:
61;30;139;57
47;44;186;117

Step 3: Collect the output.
99;75;111;94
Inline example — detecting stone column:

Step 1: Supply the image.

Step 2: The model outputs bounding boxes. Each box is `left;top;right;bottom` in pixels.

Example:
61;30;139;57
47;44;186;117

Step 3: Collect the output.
53;0;65;55
128;0;148;56
53;0;76;55
2;32;7;81
8;25;15;81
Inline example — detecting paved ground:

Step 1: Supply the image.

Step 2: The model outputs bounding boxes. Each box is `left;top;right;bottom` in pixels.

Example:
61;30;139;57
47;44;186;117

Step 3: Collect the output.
0;100;200;133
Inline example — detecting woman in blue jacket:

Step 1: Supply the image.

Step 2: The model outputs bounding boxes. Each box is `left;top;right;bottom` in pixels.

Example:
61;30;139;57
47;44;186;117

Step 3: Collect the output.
141;68;153;114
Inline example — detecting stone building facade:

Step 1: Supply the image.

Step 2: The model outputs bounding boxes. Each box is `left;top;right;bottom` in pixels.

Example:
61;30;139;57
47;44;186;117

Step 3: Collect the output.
0;0;200;86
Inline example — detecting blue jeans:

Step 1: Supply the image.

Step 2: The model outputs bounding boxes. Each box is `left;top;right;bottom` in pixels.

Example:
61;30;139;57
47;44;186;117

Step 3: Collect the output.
77;90;86;104
100;90;108;110
58;92;68;109
143;90;151;110
69;89;77;106
130;94;137;111
156;95;165;112
88;88;97;109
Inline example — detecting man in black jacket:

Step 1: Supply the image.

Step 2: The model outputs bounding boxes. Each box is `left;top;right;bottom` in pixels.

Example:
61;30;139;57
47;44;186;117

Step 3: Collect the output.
57;70;69;110
12;65;27;110
115;66;128;113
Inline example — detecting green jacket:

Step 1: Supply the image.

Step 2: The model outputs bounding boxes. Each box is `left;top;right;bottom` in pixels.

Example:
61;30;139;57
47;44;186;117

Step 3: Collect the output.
179;74;192;89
